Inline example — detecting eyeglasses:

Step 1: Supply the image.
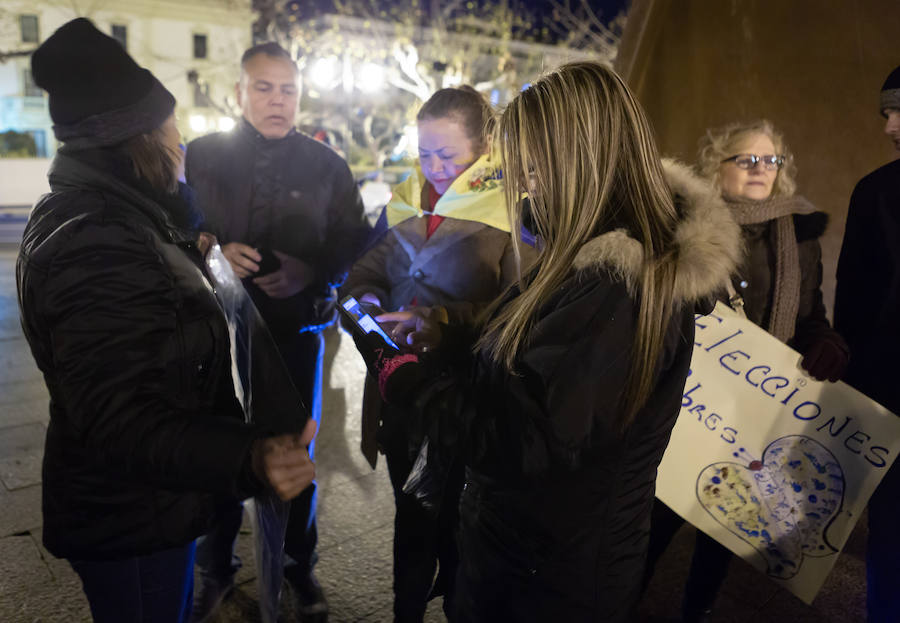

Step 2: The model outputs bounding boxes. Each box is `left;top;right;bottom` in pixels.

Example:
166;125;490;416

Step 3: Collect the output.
721;153;785;170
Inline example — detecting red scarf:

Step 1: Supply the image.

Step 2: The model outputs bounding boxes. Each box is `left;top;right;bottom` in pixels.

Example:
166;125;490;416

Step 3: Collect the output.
410;184;446;307
425;183;445;240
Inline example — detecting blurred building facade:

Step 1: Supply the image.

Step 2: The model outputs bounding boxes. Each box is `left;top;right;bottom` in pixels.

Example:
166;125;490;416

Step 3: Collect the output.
0;0;253;158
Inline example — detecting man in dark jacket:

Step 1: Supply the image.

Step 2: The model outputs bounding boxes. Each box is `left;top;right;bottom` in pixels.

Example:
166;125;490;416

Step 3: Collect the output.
834;64;900;623
185;42;370;621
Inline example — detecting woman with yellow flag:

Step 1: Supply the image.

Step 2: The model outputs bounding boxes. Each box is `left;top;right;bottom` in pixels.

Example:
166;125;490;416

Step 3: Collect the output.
342;85;535;622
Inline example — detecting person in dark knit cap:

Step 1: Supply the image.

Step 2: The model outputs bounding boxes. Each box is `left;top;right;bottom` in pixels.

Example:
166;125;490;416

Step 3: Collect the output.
19;18;317;623
834;64;900;623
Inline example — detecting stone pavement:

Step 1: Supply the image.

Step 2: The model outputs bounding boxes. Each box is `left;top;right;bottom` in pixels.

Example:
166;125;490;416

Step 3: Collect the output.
0;243;867;622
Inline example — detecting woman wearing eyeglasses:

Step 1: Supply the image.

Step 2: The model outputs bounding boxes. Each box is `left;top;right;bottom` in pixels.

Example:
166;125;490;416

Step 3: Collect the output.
698;120;848;379
641;120;849;622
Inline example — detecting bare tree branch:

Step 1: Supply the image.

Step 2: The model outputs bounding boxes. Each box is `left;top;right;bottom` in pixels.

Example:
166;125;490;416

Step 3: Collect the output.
252;0;620;168
0;49;36;63
439;0;465;20
548;0;621;57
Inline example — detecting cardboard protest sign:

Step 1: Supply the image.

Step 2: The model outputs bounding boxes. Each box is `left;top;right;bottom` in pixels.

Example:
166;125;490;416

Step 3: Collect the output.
656;302;900;604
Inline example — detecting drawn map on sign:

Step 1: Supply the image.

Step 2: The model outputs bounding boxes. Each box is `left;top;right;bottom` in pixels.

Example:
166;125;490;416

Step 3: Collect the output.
696;435;844;579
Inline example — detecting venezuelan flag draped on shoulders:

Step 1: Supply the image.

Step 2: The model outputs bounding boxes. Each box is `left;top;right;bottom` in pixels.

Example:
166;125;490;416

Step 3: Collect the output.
384;153;510;233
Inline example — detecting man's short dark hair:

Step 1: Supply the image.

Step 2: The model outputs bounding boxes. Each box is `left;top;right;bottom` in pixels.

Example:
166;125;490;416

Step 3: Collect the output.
240;42;293;68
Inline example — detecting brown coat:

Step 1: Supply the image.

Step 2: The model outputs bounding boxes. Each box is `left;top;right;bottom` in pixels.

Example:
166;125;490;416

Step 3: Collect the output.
342;215;536;467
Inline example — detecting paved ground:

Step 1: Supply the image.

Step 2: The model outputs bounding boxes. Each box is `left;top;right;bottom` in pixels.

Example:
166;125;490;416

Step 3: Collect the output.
0;242;867;622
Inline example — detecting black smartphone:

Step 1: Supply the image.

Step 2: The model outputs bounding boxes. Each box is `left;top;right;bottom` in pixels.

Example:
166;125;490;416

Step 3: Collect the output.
255;248;281;277
339;295;400;350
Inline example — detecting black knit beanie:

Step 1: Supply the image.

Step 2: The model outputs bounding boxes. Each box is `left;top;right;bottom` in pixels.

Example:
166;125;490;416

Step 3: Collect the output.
31;18;175;148
880;65;900;116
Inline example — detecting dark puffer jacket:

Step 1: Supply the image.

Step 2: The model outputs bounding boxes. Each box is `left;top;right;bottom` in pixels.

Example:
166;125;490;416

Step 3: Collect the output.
186;119;371;338
405;161;740;621
730;210;836;351
17;148;269;561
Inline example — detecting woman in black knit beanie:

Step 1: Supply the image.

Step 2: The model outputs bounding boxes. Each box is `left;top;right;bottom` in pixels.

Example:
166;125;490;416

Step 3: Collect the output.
21;18;316;622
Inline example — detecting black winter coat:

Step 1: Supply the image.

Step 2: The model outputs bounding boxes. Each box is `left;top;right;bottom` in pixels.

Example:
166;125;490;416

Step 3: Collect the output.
17;148;267;561
406;161;740;621
186;120;371;337
438;277;696;622
835;159;900;414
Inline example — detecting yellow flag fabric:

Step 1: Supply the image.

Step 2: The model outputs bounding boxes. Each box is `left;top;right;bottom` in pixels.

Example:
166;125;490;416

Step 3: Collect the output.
384;154;510;232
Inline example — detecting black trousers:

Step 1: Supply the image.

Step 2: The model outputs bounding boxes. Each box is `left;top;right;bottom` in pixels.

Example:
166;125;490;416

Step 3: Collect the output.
381;405;462;623
195;330;323;581
643;500;732;622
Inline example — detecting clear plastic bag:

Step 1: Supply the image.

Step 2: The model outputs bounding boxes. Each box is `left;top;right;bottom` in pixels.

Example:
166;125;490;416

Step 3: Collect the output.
246;496;288;623
207;244;307;623
402;438;450;516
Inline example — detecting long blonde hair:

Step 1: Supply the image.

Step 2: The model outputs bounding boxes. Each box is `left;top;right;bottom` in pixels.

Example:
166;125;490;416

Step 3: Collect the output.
478;61;680;427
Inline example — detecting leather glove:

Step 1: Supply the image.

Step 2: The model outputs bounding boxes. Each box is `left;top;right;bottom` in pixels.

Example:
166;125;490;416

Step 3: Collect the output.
800;336;849;383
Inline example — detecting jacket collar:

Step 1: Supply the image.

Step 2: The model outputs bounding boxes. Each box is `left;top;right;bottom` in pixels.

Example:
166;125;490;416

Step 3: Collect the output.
572;158;741;304
237;117;298;146
47;150;194;243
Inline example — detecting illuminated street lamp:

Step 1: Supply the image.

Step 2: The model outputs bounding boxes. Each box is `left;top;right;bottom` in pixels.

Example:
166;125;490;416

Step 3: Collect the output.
189;114;207;133
310;57;340;90
356;62;385;93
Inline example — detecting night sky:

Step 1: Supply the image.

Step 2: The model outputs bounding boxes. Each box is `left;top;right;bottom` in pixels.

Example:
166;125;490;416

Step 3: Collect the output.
524;0;629;43
287;0;630;44
524;0;629;22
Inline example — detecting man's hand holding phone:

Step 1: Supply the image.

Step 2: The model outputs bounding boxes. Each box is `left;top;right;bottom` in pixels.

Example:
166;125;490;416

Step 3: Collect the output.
222;242;262;278
221;242;314;298
253;251;314;299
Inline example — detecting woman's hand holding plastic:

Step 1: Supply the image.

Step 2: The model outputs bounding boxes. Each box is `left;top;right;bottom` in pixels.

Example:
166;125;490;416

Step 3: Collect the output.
377;307;444;353
252;418;318;501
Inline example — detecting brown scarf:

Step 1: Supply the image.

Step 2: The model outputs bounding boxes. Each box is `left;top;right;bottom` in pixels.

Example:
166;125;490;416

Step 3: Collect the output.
724;194;817;343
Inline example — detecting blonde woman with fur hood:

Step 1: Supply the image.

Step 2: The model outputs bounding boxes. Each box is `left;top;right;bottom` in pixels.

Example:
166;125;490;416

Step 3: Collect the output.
354;62;740;622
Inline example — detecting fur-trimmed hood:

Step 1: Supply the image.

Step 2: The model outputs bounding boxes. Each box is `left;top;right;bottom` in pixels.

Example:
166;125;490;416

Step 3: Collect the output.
572;158;740;303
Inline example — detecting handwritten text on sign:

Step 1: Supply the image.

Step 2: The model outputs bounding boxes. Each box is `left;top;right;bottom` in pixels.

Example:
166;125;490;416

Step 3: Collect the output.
656;302;900;604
